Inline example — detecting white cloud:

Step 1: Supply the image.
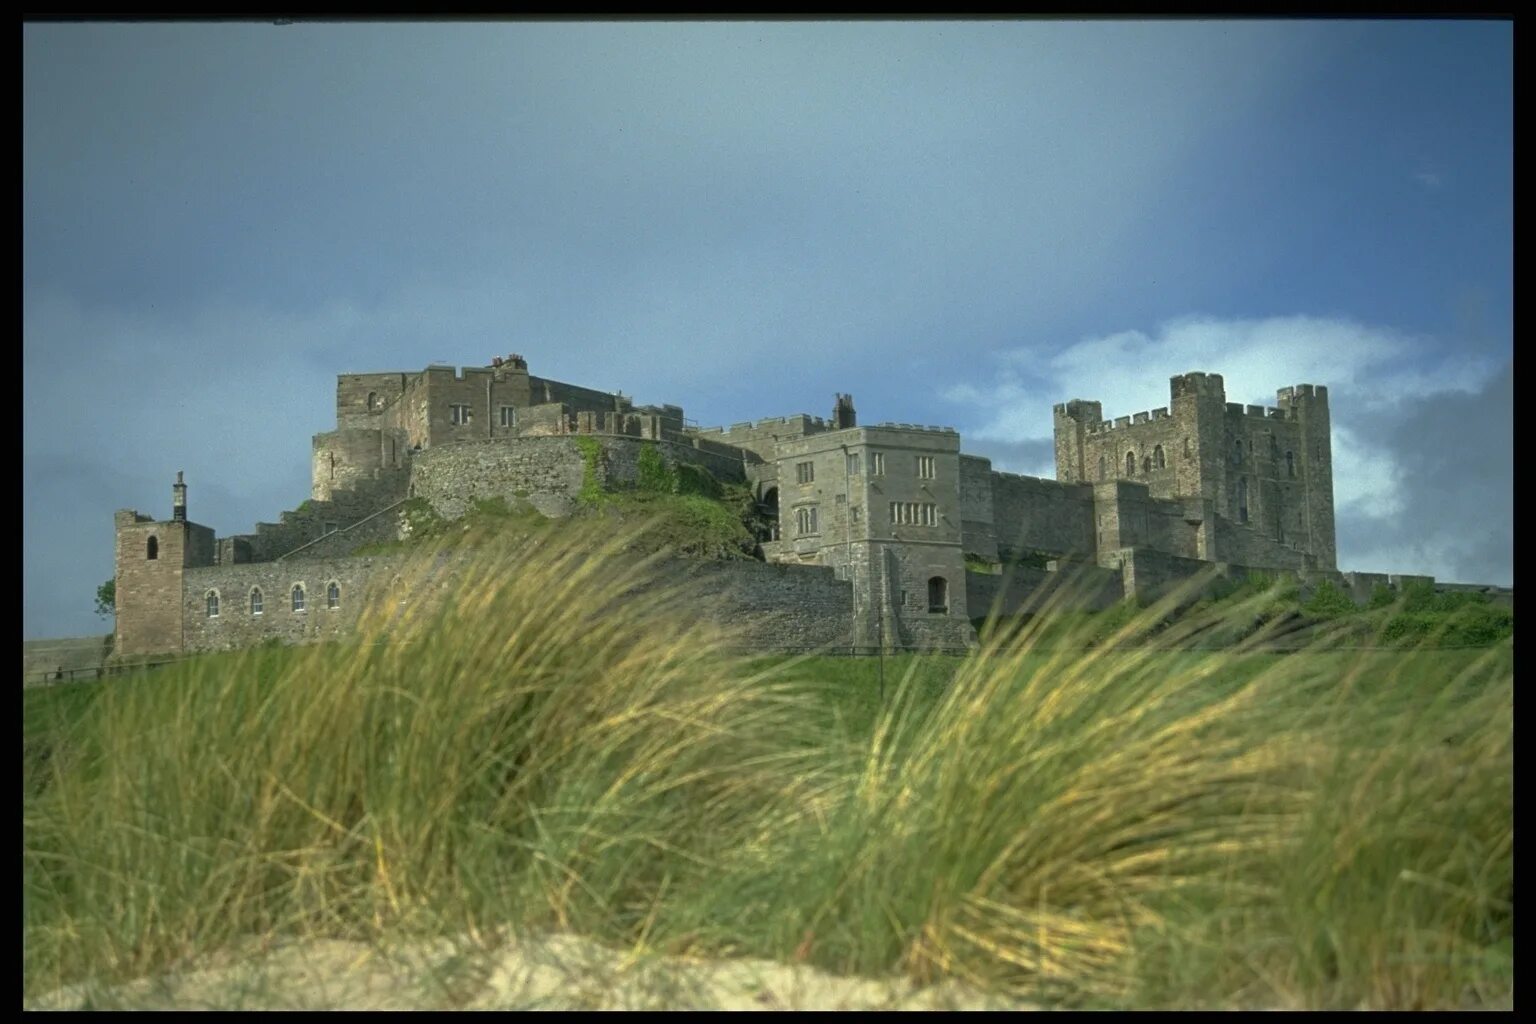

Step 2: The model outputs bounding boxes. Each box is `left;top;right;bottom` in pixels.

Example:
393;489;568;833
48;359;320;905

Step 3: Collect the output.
944;313;1503;573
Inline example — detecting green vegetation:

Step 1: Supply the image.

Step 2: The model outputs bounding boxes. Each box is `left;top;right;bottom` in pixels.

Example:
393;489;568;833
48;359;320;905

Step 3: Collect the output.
25;533;1511;1010
94;578;115;619
977;570;1512;652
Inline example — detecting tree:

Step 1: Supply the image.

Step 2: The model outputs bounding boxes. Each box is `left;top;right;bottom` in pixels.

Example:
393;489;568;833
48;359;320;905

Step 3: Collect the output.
95;578;115;619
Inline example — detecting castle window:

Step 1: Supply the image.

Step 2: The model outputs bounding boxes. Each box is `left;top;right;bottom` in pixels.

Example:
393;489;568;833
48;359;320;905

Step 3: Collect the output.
796;461;815;484
324;522;338;536
500;406;517;429
846;453;861;475
327;581;340;609
916;455;935;479
367;391;378;412
450;404;471;425
1233;439;1243;466
1154;445;1165;469
1269;434;1279;461
1098;456;1106;481
796;506;819;536
250;588;263;615
870;452;885;476
927;576;949;614
329;453;336;481
146;536;158;560
1286;451;1295;478
1183;437;1191;458
1237;477;1249;524
1126;451;1136;477
205;590;219;618
292;584;306;613
1142;455;1152;474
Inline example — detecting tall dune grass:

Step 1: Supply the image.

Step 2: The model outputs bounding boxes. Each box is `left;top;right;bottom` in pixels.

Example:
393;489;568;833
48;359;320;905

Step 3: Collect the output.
23;538;1512;1009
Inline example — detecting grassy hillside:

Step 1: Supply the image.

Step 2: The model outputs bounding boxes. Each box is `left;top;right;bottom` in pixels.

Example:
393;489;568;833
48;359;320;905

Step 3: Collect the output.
23;526;1512;1009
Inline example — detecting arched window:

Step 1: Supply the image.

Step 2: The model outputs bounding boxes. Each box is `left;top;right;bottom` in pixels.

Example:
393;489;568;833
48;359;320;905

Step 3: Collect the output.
1237;477;1249;524
1233;439;1244;466
1286;451;1295;478
1125;451;1136;477
327;581;340;609
367;391;378;412
250;587;263;615
147;536;158;560
206;590;219;618
927;576;949;614
1142;455;1152;474
1098;455;1106;481
292;584;306;613
1153;445;1165;469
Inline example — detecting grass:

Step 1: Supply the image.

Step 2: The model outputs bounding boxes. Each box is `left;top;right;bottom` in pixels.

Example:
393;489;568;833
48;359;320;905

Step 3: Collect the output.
23;532;1512;1010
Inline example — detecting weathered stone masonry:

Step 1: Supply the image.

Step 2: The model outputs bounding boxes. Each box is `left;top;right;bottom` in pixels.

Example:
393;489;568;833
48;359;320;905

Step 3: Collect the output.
107;357;1508;662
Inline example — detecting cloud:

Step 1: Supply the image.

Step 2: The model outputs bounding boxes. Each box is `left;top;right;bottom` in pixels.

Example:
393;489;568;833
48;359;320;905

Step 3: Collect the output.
1414;170;1443;188
943;314;1509;583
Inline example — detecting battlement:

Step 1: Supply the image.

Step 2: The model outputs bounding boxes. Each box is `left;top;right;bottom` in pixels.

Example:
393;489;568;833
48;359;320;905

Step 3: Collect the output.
1170;371;1226;399
1276;383;1329;407
868;422;960;435
693;413;833;435
1224;402;1296;421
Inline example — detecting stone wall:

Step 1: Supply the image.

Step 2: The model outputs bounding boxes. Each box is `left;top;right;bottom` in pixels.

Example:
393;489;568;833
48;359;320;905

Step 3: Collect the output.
989;472;1097;559
411;435;750;522
662;558;854;650
964;562;1125;621
182;555;406;653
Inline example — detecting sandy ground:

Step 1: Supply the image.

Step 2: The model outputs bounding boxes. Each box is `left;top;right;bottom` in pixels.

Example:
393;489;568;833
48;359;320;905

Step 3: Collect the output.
25;931;1038;1011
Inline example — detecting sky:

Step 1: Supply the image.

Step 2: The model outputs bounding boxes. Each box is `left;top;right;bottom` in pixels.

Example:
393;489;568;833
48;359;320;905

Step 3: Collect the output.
23;20;1512;639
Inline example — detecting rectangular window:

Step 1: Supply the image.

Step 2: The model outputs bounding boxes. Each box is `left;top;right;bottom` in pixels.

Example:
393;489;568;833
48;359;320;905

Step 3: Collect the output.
916;455;935;479
796;505;819;535
846;453;861;475
870;452;885;476
450;404;472;425
891;502;937;526
500;406;517;428
323;522;338;535
796;461;815;484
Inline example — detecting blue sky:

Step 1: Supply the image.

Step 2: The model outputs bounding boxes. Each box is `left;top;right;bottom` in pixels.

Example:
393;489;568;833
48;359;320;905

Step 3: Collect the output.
23;20;1512;639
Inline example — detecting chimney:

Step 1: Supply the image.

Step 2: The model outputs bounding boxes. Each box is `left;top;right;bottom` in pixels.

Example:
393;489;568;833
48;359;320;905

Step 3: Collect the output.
172;471;187;522
832;393;857;429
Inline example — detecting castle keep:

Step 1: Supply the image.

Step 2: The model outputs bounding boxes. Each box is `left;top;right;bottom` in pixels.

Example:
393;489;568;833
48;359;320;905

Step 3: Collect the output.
111;357;1446;660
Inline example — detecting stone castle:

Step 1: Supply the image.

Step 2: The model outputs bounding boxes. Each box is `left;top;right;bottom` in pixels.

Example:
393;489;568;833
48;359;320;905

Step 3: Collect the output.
109;356;1479;660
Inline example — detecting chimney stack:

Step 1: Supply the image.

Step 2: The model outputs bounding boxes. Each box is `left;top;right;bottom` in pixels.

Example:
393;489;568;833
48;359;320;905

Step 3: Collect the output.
172;471;187;522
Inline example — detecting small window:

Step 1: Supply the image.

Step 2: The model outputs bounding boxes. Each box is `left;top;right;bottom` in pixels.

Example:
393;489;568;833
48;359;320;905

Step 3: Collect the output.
1232;439;1243;466
870;452;885;476
916;455;935;479
1269;434;1279;461
796;461;815;484
1098;455;1106;481
250;588;263;616
1126;451;1136;477
927;576;949;614
205;590;219;618
323;522;338;536
327;581;340;609
1286;451;1296;478
1183;437;1191;457
1142;455;1152;474
147;536;158;560
1154;445;1165;469
367;391;379;412
846;453;861;475
499;406;517;429
1237;477;1249;524
851;506;861;522
292;584;306;613
450;404;472;425
796;506;819;536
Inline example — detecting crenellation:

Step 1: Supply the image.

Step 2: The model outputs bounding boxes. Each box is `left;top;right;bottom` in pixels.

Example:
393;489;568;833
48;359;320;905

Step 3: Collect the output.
105;357;1480;665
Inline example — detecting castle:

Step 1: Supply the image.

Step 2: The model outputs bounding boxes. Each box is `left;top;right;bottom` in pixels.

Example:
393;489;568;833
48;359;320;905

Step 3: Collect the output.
109;356;1475;660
